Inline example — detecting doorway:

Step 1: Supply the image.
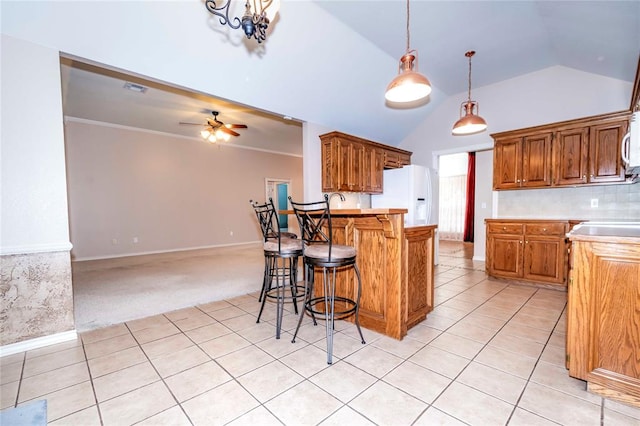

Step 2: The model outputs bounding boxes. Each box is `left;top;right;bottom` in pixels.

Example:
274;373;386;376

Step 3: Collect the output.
438;152;470;242
265;178;292;231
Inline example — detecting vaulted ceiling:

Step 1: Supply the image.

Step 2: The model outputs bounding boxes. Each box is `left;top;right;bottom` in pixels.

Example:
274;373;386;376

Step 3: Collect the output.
59;1;639;154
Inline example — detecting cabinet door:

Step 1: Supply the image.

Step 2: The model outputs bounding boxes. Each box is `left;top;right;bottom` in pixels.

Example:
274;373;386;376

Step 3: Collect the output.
404;227;434;329
588;121;627;184
363;146;384;194
522;133;553;187
554;127;589;186
493;138;522;189
523;236;566;284
321;140;336;192
487;234;523;278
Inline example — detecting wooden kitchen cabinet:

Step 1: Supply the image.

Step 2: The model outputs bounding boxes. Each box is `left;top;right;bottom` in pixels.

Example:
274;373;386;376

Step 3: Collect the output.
320;131;411;194
486;219;574;287
567;226;640;407
404;226;435;329
492;110;631;190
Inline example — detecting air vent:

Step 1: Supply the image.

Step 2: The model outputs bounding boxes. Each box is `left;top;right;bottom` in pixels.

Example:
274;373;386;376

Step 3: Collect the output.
123;82;148;93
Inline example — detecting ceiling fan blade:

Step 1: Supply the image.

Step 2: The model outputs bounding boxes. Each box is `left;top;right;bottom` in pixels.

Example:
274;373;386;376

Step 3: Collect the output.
227;124;248;129
219;126;240;136
179;122;204;125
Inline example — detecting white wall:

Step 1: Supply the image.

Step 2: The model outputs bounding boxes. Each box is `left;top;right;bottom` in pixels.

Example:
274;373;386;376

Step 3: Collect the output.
1;35;71;254
65;120;303;260
473;150;494;261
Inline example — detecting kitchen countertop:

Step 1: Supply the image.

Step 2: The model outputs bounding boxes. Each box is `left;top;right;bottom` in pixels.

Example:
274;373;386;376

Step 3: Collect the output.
281;208;408;215
568;221;640;242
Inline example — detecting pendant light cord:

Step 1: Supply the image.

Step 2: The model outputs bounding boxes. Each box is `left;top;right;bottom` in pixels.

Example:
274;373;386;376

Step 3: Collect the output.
466;51;474;102
405;0;410;53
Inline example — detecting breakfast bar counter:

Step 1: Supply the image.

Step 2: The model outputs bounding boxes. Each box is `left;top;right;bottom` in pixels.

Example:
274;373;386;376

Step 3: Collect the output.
285;208;436;339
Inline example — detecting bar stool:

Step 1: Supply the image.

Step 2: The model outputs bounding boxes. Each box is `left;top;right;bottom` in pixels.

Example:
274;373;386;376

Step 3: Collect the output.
288;194;365;364
250;198;303;339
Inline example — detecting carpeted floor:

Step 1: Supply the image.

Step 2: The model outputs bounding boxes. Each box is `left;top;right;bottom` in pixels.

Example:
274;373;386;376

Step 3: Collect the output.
72;243;265;332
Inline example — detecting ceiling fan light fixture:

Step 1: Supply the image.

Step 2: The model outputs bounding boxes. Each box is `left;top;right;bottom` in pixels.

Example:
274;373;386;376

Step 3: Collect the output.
385;0;431;104
201;129;211;139
452;50;487;136
205;0;279;44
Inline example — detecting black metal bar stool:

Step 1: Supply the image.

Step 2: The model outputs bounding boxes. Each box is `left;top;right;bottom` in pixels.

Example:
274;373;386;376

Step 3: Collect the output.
250;198;303;339
288;194;365;364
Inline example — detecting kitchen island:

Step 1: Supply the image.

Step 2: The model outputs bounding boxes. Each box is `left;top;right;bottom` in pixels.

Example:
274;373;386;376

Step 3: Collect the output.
567;222;640;407
285;208;436;339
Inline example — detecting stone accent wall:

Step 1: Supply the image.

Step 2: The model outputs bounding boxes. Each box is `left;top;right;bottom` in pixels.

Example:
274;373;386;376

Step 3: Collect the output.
0;251;74;346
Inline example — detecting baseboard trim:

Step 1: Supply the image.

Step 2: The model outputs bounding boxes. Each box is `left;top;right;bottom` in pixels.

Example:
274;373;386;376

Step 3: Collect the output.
0;330;78;357
0;242;73;256
472;255;486;262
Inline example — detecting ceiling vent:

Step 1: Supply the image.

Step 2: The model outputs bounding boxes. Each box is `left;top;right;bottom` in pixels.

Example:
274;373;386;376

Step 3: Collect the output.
123;82;148;93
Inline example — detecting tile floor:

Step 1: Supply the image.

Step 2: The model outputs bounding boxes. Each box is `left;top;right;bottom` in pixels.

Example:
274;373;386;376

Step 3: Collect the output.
2;254;640;425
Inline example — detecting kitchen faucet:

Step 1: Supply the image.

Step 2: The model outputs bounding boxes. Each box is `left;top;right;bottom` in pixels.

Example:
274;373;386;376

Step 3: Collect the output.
328;192;345;208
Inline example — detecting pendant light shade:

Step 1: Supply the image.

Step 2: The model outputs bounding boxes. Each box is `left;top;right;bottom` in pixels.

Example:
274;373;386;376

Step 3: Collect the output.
452;51;487;135
385;0;431;103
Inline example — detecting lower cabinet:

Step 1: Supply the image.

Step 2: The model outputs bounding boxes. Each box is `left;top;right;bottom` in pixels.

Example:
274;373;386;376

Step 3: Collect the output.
404;226;435;329
486;219;576;287
567;231;640;407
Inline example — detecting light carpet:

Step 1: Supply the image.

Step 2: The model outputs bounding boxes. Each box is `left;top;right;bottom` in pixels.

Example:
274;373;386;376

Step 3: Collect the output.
72;243;265;332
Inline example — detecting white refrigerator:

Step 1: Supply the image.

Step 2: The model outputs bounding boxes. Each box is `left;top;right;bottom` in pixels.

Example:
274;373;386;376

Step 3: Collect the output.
371;164;433;226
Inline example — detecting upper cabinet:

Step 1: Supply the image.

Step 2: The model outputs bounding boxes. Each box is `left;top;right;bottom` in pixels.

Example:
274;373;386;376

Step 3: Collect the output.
320;131;412;194
492;111;632;190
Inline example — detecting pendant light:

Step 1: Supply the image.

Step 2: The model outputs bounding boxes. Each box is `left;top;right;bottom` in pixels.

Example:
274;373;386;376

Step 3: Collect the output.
384;0;431;103
452;51;487;135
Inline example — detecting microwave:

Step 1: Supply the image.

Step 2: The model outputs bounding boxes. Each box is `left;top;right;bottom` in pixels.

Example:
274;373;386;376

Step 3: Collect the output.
622;111;640;175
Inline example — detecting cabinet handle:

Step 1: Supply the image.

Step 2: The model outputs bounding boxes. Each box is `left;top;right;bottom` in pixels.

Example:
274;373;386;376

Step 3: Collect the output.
522;179;527;182
517;179;521;183
519;240;523;244
503;226;507;230
543;228;547;232
525;240;529;244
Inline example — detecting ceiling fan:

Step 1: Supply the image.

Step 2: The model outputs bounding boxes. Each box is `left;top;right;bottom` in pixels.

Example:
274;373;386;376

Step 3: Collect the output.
180;110;248;143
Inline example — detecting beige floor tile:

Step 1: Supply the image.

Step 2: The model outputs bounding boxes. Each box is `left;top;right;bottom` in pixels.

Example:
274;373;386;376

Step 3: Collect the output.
603;398;640;420
237;360;304;403
406;323;444;342
371;335;425;359
206;306;247;321
414;406;467;425
236;322;278;343
182;380;260;426
439;298;479;313
49;405;101;426
547;331;566;348
530;362;602;405
511;312;559;332
292;321;331;344
99;381;176;426
499;321;552;344
603;408;640;426
184;322;233;344
433;381;514;425
0;359;24;385
125;314;171;331
456;312;507;332
33;380;95;422
321;405;377;425
382;360;452;403
227;294;257;306
137;405;192;425
226;405;284;426
164;307;202;321
151;345;210;378
0;352;24;368
172;313;217;332
164;361;232;402
88;345;147;378
222;313;263;332
518;381;601;425
539;343;566;367
81;323;129;344
508;407;559;425
431;305;468;321
313;331;367;361
475;345;538;379
197;299;234;312
472;304;517;321
456;361;527;404
83;332;138;360
343;346;403;378
349;380;427;425
420;312;460;331
0;380;19;409
131;321;181;344
216;345;274;377
18;362;90;402
23;346;86;378
265;380;341;425
142;333;194;359
256;331;307;358
309;360;377;403
429;332;485;359
489;332;545;359
408;346;469;379
93;361;159;402
280;345;332;378
198;333;251;359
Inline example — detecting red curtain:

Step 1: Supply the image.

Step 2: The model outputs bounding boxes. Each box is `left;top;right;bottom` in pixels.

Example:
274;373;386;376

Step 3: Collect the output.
463;152;476;242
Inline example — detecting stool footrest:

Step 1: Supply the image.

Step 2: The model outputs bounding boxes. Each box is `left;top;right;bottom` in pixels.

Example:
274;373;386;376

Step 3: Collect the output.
305;296;358;320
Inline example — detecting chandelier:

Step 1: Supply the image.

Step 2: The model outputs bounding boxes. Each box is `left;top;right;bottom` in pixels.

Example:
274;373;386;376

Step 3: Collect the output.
452;51;487;135
205;0;280;44
384;0;431;103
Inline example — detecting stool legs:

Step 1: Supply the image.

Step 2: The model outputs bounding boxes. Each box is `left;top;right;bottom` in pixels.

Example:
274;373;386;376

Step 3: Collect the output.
256;254;300;339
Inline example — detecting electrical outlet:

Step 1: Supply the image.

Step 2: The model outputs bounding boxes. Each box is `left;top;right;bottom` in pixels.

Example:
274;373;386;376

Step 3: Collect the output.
111;238;118;245
133;237;139;243
230;231;234;236
590;198;598;208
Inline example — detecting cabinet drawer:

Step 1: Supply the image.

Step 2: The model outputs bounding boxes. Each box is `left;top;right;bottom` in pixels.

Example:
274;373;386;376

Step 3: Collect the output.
525;223;566;236
487;223;523;235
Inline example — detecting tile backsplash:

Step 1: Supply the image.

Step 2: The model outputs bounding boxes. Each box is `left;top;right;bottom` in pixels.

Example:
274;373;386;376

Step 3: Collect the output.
498;183;640;220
